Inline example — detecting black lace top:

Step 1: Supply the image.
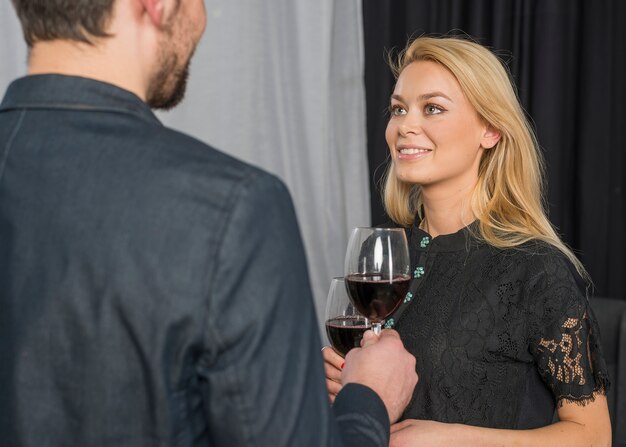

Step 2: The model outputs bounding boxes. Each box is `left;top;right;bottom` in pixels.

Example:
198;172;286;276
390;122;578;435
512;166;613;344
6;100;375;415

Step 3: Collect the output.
386;220;610;429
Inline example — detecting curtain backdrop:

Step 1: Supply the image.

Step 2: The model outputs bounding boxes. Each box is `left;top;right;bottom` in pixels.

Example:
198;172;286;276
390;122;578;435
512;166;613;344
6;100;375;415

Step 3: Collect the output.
158;0;370;335
363;0;626;299
0;3;28;91
0;1;371;337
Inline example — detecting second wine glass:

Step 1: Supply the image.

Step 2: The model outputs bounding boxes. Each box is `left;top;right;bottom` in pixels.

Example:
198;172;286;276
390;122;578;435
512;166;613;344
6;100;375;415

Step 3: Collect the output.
324;277;371;357
344;227;410;334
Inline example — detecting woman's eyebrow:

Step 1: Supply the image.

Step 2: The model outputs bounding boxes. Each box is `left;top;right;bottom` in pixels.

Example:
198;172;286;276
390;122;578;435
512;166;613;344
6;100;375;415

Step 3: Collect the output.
391;91;453;102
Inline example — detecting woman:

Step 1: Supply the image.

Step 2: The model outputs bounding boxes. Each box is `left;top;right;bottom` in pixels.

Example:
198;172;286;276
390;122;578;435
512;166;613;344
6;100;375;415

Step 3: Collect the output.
324;35;611;446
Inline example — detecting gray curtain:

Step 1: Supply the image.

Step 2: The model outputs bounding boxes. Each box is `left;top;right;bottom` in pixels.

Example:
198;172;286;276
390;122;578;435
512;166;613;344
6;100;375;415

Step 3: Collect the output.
0;3;28;91
0;1;370;337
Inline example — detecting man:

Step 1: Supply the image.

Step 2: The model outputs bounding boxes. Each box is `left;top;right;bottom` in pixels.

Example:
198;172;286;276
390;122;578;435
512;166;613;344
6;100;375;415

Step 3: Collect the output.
0;1;417;445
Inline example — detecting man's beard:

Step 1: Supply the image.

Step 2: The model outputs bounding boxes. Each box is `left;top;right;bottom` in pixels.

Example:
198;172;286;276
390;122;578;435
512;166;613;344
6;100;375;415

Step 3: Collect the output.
146;41;194;110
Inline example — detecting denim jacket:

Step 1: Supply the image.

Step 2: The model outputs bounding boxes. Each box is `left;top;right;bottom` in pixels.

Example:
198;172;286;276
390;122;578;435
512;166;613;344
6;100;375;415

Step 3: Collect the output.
0;75;388;446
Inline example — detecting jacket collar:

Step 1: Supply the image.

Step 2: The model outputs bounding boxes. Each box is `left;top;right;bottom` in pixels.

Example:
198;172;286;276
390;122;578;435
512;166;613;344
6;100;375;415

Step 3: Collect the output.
0;74;161;126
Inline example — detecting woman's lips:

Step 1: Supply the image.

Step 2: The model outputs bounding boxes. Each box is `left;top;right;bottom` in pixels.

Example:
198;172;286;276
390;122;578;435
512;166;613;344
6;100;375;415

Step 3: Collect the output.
397;146;432;160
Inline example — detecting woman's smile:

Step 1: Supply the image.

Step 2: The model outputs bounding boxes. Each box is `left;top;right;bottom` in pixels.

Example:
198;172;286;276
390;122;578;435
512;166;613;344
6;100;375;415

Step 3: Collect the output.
397;145;433;161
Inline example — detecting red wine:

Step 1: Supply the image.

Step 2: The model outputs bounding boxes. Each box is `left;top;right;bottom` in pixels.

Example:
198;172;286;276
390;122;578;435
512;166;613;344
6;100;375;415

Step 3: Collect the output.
345;273;411;321
325;316;371;357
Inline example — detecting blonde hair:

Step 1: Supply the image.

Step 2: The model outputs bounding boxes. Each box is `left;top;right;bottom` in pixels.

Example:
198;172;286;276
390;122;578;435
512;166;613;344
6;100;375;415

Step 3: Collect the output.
383;35;587;277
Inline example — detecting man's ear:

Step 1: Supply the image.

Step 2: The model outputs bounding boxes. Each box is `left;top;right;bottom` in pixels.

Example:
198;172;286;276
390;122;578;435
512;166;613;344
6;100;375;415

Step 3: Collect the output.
481;125;501;149
139;0;165;26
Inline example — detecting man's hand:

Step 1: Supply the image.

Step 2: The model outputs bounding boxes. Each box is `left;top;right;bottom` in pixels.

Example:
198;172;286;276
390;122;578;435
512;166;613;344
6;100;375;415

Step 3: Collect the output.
341;329;417;423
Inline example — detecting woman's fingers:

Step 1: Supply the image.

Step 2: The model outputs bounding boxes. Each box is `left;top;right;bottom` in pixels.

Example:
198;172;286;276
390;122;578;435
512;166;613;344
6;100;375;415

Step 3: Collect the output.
324;359;342;381
323;346;344;402
326;377;342;397
322;345;344;370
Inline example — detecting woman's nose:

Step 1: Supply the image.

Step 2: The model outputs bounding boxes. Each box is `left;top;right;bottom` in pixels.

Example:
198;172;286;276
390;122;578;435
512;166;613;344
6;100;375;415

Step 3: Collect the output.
399;111;422;136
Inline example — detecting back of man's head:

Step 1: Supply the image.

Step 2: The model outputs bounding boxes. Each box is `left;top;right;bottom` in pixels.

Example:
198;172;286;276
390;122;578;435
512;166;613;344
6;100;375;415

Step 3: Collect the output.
11;0;115;47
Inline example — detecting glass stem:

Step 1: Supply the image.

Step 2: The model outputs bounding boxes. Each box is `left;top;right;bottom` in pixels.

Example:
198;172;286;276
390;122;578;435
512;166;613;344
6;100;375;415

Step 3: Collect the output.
372;322;382;335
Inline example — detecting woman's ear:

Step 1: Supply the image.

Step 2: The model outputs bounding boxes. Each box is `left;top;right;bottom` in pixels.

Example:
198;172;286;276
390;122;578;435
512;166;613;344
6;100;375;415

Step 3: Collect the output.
481;125;501;149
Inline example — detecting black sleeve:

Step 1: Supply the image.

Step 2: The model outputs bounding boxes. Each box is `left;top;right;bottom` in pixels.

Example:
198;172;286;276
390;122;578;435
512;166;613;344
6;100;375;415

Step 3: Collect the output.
527;252;610;406
333;384;390;446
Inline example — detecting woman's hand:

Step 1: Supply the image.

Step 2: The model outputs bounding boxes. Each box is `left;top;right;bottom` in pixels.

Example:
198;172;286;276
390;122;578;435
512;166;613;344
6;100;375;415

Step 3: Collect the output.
390;396;613;447
391;419;457;447
322;346;343;403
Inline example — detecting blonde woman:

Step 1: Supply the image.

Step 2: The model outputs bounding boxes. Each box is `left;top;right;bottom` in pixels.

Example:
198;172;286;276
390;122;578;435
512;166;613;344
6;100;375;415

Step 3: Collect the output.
324;36;612;446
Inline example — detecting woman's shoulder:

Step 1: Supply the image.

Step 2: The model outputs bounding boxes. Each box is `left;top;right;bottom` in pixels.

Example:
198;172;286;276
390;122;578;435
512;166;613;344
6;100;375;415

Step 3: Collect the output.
487;238;577;272
517;240;582;278
502;240;591;322
477;238;588;298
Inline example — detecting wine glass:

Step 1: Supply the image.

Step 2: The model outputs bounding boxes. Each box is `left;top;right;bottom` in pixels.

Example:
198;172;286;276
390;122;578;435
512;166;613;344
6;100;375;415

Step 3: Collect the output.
344;227;410;335
324;277;371;357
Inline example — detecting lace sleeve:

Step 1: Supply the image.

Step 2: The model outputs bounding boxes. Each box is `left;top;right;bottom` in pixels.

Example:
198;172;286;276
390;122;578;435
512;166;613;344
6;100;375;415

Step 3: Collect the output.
528;256;610;407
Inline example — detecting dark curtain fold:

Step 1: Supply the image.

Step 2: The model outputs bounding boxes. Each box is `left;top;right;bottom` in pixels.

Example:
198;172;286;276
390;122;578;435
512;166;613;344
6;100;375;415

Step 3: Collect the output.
363;0;625;299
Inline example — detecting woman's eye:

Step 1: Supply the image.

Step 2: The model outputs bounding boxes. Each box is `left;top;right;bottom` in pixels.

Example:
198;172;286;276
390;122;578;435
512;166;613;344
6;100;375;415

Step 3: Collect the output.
425;104;444;115
390;105;407;116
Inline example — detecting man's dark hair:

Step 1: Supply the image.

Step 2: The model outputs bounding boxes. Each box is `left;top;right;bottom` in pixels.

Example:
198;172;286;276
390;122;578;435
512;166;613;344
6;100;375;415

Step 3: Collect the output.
10;0;115;47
